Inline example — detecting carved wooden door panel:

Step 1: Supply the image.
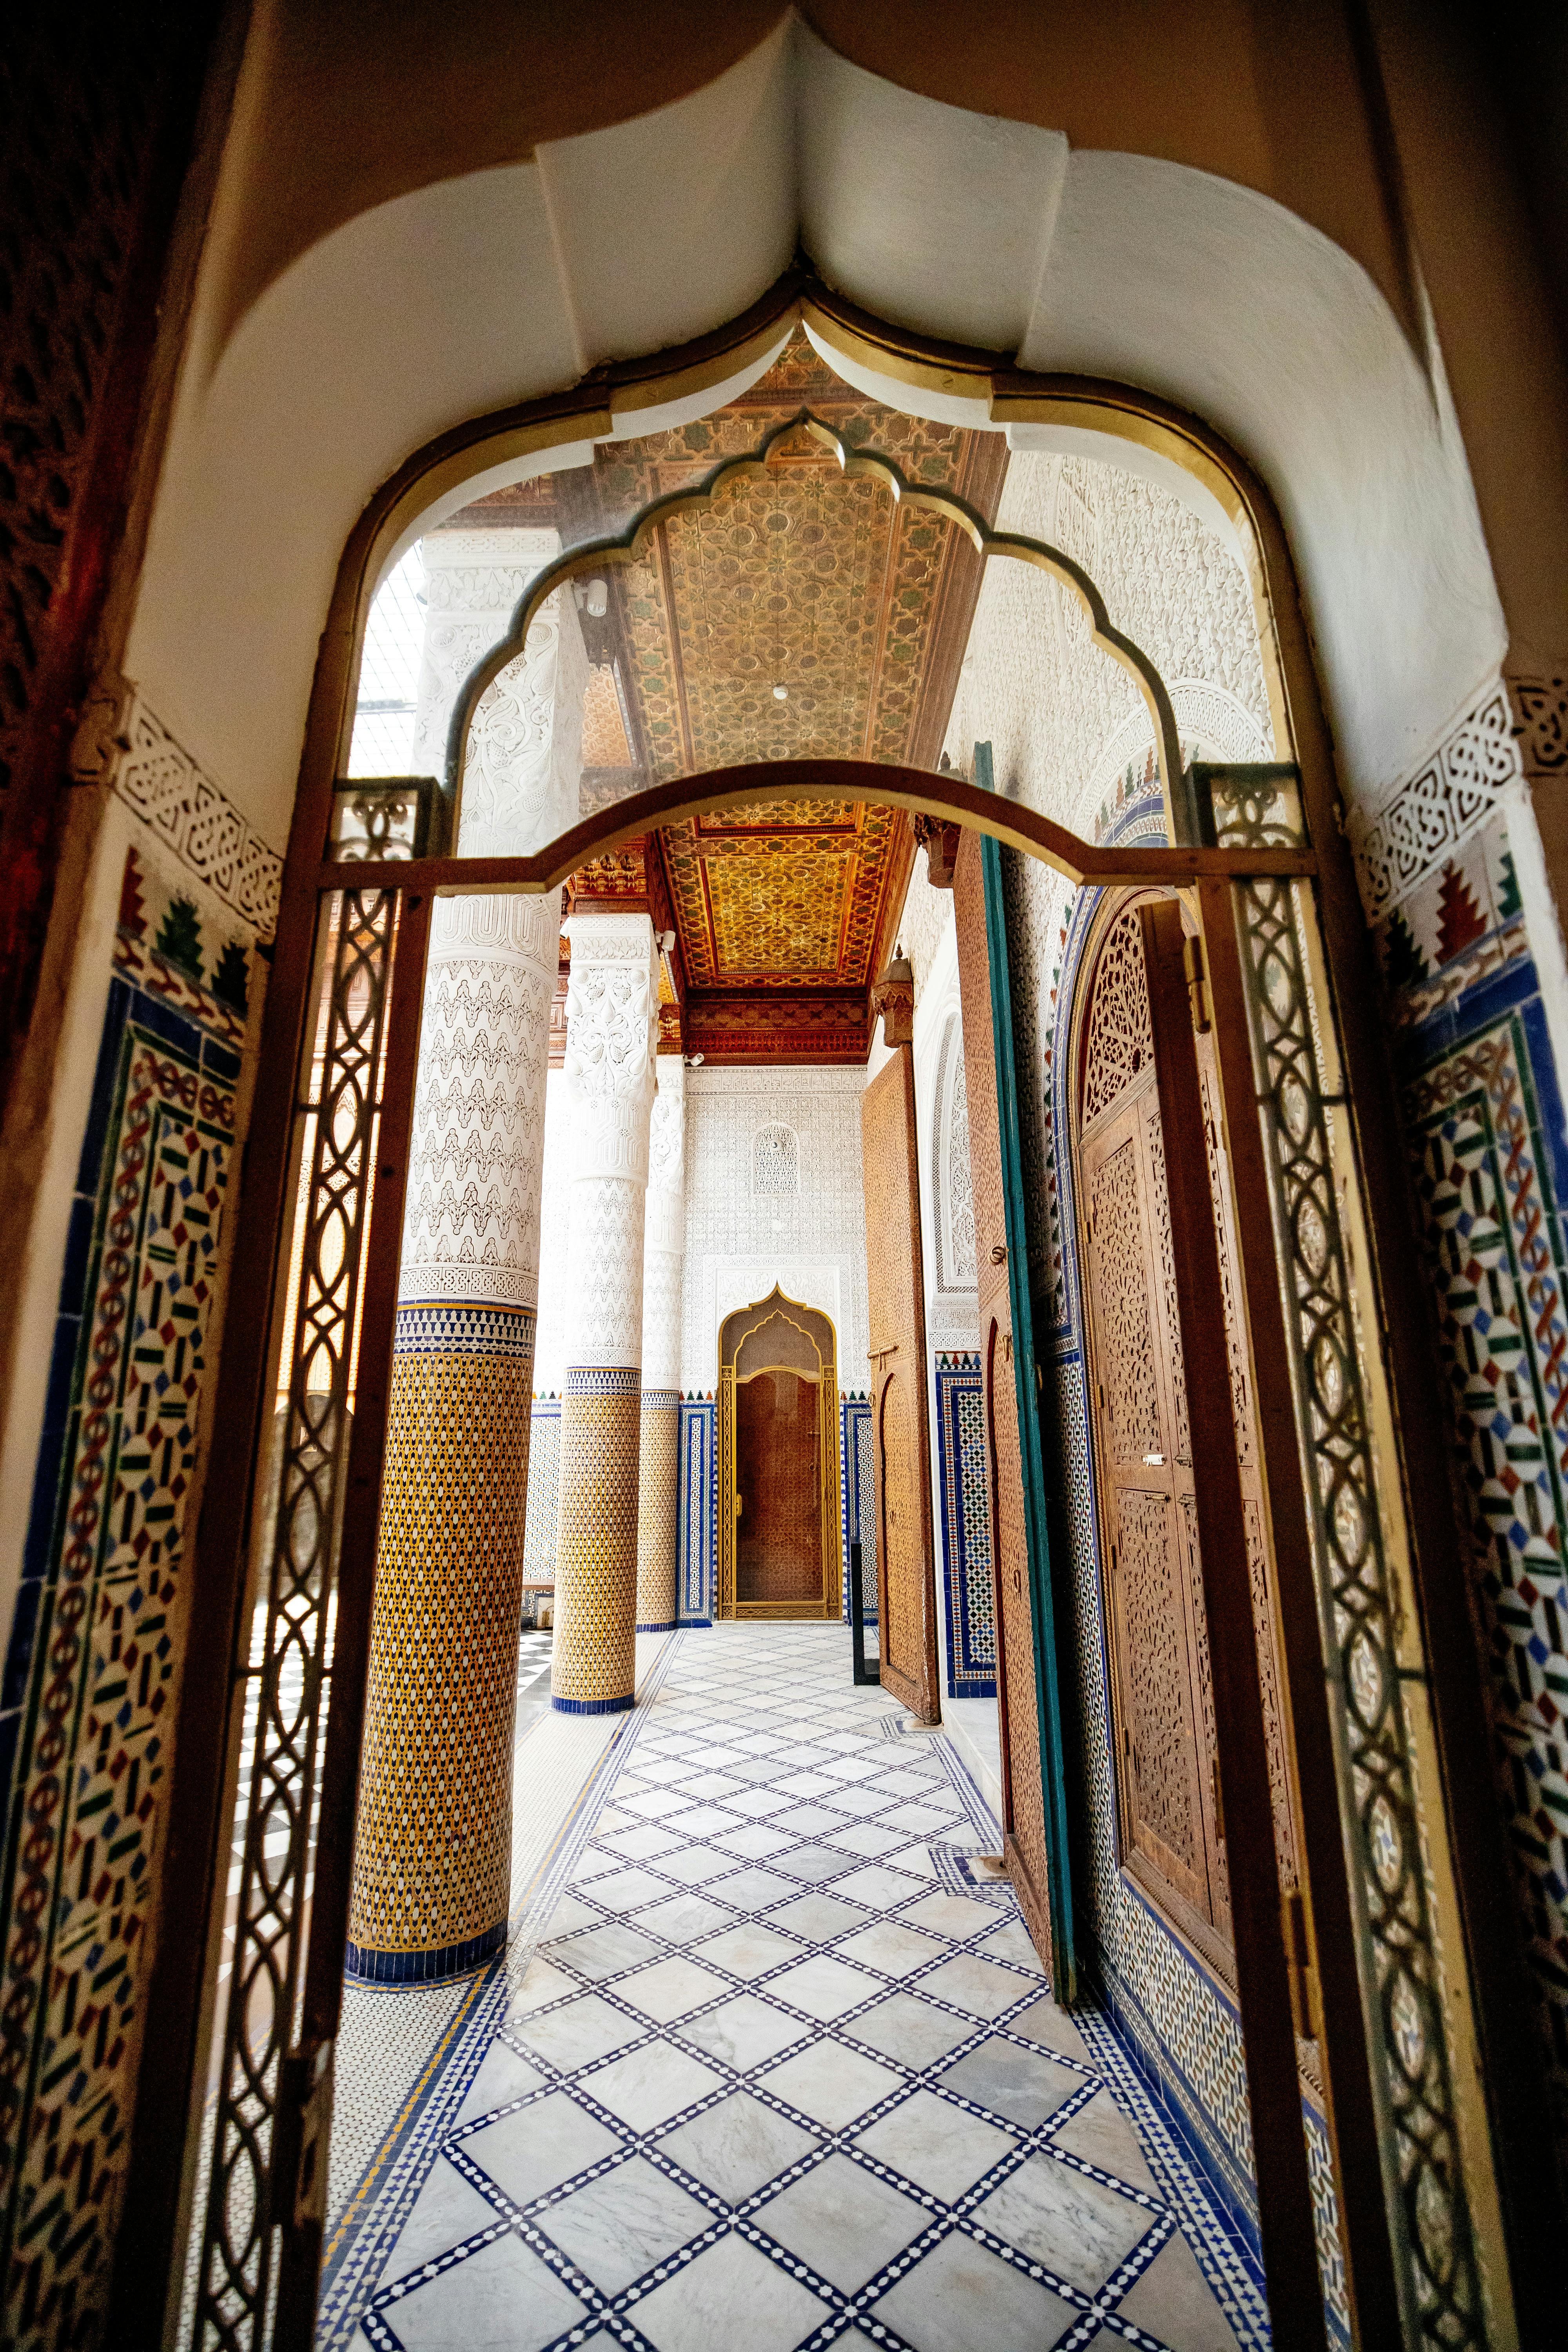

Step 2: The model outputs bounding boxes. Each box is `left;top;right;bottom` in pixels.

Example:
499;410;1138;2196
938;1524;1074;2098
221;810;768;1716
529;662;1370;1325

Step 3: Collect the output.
1083;1084;1216;1927
861;1044;939;1722
735;1371;822;1606
1080;900;1298;1968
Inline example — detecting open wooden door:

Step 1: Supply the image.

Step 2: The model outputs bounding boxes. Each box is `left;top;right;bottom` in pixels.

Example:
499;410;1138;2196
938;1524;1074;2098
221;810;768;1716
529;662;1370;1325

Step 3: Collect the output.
953;827;1074;1992
861;1044;940;1722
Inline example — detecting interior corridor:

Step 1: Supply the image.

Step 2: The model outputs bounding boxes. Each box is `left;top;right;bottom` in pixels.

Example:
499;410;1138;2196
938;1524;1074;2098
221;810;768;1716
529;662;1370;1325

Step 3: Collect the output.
321;1627;1260;2352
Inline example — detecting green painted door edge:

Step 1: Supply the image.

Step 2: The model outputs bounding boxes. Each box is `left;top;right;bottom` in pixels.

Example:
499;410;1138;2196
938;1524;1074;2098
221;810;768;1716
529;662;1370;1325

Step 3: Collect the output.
975;743;1077;2000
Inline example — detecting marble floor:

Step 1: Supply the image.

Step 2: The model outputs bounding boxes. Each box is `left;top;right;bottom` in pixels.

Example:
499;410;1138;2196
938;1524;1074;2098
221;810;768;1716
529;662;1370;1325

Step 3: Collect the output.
328;1625;1267;2351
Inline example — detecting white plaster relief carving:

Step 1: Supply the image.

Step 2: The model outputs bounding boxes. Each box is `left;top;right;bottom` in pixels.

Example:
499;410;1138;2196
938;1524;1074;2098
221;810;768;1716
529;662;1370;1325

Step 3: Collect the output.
560;912;659;1368
565;1175;647;1368
410;527;561;778
398;895;556;1309
944;448;1273;835
1346;679;1525;922
643;1056;687;1392
679;1066;870;1392
563;918;660;1187
71;676;283;936
751;1124;799;1196
461;587;590;857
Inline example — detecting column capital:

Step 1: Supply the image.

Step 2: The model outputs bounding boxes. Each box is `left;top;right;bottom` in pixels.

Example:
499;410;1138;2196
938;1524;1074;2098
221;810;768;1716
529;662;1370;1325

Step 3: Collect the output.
563;911;660;1184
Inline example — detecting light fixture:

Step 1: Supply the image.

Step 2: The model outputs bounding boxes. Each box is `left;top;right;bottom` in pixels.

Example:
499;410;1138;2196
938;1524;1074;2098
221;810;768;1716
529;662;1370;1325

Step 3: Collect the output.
686;1052;704;1067
575;575;608;618
772;683;788;701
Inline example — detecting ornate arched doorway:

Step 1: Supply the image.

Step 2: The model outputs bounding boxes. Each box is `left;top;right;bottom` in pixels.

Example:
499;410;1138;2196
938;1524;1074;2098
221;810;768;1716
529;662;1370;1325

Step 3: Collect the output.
717;1286;843;1620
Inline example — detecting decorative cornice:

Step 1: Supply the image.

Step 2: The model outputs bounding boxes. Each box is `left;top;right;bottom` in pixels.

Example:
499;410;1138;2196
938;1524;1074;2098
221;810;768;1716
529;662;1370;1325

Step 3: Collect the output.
1345;679;1522;924
71;674;283;938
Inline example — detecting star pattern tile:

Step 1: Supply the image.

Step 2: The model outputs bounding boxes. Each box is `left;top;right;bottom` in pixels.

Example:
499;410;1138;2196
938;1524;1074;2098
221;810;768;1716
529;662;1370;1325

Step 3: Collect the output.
350;1626;1267;2352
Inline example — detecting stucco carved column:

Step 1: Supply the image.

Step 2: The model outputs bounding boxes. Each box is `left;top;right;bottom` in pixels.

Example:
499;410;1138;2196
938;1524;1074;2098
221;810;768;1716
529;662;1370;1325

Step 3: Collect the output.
637;1055;686;1632
347;541;583;1982
552;913;660;1712
347;893;557;1982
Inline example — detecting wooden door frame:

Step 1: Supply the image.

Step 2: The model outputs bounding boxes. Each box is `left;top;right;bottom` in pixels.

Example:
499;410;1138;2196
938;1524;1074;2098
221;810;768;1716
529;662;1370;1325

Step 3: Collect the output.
864;1042;942;1724
112;278;1547;2348
716;1287;842;1622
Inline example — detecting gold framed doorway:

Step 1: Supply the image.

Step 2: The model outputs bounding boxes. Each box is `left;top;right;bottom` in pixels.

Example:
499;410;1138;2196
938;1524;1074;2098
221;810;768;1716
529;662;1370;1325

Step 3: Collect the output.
717;1287;843;1621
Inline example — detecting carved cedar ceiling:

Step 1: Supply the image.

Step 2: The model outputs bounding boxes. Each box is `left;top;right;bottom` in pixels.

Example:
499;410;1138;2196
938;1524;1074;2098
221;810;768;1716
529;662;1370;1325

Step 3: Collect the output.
457;333;1005;1062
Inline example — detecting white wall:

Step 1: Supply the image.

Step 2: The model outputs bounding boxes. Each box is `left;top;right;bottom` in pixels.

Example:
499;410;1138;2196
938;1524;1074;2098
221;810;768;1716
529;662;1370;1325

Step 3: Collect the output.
678;1064;870;1396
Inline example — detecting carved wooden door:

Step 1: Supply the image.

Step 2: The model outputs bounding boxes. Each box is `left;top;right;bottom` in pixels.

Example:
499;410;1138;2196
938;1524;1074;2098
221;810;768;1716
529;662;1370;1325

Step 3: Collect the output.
862;1044;939;1722
735;1370;822;1605
1080;900;1297;1969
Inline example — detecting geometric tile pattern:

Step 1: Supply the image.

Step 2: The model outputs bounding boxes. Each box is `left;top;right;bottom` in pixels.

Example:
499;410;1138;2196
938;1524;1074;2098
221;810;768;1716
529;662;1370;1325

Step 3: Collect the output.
554;1376;642;1714
526;1397;563;1589
934;1354;996;1696
346;1625;1266;2350
0;846;247;2339
1399;951;1568;2138
838;1399;877;1629
637;1396;681;1632
347;1325;536;1982
678;1398;716;1625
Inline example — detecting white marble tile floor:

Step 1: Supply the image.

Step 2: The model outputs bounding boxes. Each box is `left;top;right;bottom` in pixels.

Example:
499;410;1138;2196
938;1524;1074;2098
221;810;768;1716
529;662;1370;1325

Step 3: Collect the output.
322;1624;1269;2351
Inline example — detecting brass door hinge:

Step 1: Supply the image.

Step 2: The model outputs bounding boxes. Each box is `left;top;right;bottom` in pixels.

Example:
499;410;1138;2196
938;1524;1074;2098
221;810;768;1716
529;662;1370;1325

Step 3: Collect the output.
1281;1885;1321;2043
1183;934;1212;1034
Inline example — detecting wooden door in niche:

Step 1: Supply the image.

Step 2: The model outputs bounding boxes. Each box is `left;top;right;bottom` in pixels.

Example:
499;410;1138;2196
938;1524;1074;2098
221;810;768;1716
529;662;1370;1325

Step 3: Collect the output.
1077;896;1299;1980
717;1288;843;1621
862;1045;940;1722
736;1368;820;1604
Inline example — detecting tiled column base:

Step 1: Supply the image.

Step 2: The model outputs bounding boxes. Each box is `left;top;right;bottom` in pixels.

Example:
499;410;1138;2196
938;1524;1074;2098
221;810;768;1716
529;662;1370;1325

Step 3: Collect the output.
553;1367;641;1714
636;1390;680;1630
347;1307;534;1983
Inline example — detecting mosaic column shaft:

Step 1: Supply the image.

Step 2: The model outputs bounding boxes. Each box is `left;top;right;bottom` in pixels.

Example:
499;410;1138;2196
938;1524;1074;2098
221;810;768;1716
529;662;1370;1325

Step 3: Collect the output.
347;893;557;1983
552;912;659;1713
637;1055;686;1631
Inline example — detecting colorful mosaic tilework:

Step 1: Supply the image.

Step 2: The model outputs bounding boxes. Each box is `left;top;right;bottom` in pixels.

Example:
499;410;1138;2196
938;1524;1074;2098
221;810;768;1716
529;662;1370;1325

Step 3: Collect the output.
524;1396;561;1589
840;1396;878;1627
0;850;249;2339
935;1353;996;1697
555;1371;642;1713
1396;921;1568;2140
678;1397;716;1624
396;1303;537;1359
637;1394;681;1632
348;1323;536;1982
334;1624;1269;2352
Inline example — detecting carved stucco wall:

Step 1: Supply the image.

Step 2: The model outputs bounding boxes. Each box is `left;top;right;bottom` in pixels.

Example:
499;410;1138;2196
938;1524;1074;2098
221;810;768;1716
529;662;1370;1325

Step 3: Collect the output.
943;449;1273;843
679;1066;871;1396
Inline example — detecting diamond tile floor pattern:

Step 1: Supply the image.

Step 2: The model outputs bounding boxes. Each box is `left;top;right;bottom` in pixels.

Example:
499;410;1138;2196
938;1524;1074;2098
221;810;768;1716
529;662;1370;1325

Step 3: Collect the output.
342;1625;1264;2351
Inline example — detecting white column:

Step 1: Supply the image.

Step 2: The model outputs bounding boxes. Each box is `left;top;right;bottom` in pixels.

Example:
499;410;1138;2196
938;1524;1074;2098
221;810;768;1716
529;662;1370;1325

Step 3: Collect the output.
551;911;660;1712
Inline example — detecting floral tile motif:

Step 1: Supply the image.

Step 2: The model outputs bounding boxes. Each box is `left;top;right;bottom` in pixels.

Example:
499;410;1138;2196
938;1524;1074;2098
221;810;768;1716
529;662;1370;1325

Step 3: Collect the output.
335;1626;1268;2351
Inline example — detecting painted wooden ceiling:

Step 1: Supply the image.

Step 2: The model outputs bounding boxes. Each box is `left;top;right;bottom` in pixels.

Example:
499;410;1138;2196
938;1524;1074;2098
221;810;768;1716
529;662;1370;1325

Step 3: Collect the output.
460;333;1004;1060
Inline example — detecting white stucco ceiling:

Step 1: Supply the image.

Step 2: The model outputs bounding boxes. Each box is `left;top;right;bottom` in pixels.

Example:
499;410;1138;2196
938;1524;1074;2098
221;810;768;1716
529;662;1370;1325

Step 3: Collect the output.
127;16;1504;856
